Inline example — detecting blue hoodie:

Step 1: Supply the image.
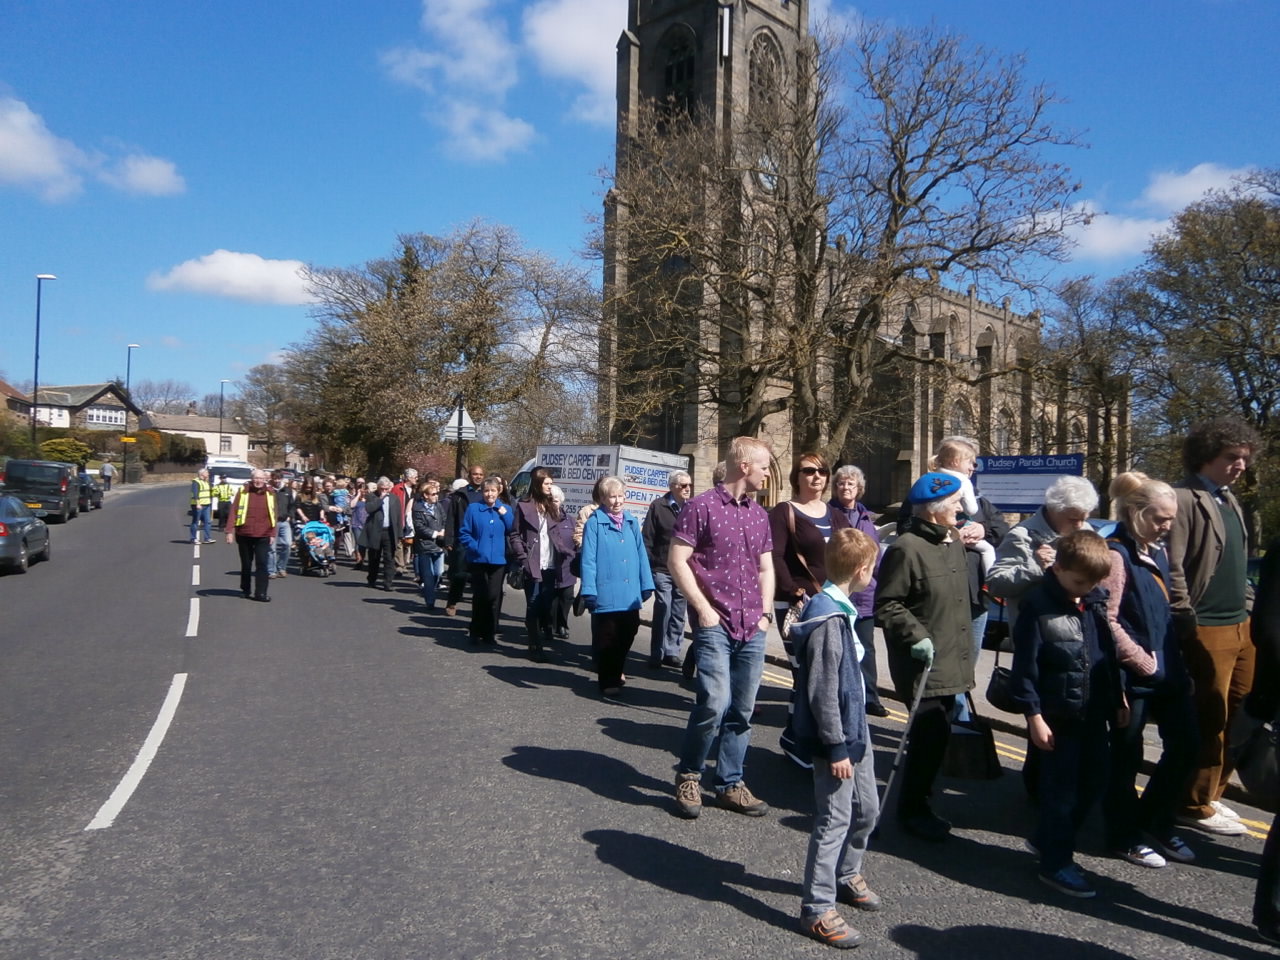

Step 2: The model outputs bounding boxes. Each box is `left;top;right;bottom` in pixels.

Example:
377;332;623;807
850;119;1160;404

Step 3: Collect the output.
788;589;868;764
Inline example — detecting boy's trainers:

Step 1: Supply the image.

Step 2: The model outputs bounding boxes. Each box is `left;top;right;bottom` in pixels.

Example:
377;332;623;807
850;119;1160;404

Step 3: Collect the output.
1038;863;1097;899
1148;833;1196;864
801;909;862;949
1116;844;1166;868
1176;811;1247;836
717;781;769;817
836;874;882;912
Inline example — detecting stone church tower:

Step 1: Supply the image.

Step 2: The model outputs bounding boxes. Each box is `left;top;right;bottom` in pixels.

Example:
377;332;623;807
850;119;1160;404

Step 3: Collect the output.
603;0;807;494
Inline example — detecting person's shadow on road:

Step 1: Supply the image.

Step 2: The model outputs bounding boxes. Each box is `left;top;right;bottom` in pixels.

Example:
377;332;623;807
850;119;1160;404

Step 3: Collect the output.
583;828;797;932
891;923;1139;960
502;745;672;810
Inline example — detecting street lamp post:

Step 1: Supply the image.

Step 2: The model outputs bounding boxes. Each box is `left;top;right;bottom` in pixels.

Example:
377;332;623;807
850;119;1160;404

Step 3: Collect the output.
123;344;140;484
218;379;230;456
31;274;57;449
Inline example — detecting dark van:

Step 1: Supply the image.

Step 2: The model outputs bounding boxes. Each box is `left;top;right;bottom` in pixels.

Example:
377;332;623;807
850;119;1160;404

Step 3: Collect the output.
0;459;79;522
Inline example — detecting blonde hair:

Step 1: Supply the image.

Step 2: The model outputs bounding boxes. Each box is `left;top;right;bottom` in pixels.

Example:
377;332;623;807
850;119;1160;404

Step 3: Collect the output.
826;528;878;585
928;438;977;472
1109;471;1176;542
728;436;771;469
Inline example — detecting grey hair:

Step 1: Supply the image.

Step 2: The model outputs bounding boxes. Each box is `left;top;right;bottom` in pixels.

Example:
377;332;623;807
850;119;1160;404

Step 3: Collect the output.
668;471;691;490
598;475;625;498
1043;475;1099;514
941;435;980;454
403;467;419;480
482;477;503;491
549;484;565;501
376;475;392;486
833;464;865;487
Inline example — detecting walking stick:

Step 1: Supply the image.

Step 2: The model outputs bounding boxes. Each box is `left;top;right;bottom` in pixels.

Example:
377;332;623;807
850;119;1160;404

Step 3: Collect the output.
874;660;931;828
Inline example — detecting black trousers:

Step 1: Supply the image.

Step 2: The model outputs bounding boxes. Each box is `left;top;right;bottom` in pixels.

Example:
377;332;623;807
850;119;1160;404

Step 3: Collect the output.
897;696;958;819
469;563;505;641
592;609;640;690
365;526;396;589
447;550;471;605
1258;780;1280;933
236;535;271;599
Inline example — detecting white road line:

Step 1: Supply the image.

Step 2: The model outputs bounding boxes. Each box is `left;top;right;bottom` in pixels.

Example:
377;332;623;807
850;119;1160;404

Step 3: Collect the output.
193;543;200;559
85;673;188;831
191;565;200;586
185;598;199;637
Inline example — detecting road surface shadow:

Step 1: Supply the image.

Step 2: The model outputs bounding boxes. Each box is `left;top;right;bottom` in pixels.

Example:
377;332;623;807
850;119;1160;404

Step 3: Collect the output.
583;828;797;931
503;746;672;809
891;923;1137;960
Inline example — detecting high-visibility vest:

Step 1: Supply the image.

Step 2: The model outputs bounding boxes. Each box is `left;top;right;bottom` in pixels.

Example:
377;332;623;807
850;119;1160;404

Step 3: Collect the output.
234;488;277;528
213;483;234;501
190;478;212;507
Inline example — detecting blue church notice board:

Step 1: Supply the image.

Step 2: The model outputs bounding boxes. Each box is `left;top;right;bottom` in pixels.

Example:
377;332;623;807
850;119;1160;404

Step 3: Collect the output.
975;454;1085;512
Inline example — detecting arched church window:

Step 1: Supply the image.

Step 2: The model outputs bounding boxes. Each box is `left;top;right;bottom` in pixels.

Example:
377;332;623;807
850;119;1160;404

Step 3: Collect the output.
663;32;697;114
994;407;1015;455
749;32;783;116
949;400;974;437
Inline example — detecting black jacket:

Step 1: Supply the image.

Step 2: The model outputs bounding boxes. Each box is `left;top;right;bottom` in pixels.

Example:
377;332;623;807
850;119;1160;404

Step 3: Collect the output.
641;495;681;574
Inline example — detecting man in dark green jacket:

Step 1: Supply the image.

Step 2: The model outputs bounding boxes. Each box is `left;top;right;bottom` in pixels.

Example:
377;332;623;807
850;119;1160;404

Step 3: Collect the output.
875;472;974;841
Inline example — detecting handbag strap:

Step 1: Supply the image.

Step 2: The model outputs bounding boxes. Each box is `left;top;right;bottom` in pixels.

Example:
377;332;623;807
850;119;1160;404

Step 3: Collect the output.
786;503;823;595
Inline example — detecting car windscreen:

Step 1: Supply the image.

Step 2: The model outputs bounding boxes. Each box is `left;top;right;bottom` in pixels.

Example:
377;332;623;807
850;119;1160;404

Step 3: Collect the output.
4;462;62;485
212;466;254;481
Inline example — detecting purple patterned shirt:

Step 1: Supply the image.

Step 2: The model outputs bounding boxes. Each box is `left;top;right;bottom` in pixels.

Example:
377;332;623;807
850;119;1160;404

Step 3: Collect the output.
673;484;773;643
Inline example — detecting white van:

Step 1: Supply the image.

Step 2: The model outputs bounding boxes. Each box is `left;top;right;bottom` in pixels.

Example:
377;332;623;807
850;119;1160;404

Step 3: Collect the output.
205;457;254;491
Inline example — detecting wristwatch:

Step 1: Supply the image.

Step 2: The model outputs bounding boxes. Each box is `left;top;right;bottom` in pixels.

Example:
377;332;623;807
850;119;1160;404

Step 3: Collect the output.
761;611;775;623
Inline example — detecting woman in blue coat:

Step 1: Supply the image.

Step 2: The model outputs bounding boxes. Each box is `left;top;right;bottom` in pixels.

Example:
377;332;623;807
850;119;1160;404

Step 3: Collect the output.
580;476;654;695
459;477;514;645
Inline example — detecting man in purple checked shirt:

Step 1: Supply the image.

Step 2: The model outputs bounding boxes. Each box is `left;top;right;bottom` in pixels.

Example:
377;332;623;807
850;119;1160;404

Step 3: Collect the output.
670;436;777;820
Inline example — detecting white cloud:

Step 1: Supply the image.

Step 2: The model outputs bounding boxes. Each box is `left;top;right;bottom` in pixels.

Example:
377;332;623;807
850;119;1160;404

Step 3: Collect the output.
0;95;186;202
99;154;186;196
523;0;624;126
148;250;316;306
810;0;864;34
440;100;536;161
1065;201;1169;261
0;96;85;200
1139;162;1254;213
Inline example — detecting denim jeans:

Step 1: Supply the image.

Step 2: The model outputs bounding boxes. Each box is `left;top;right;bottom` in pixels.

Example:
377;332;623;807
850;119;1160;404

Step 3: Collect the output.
268;520;292;575
649;571;687;661
414;552;444;607
955;610;988;721
802;715;880;917
678;624;766;791
189;504;212;542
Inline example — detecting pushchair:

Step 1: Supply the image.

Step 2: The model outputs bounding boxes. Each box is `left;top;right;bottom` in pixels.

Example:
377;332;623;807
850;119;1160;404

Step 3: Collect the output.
300;521;336;576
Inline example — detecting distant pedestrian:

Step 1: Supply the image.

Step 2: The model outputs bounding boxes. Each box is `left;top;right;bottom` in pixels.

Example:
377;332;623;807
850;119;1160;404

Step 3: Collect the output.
508;467;576;662
360;476;407;592
99;460;116;491
547;485;576;638
444;465;487;616
212;475;234;531
642;470;691;669
1009;530;1122;898
226;469;277;602
793;527;883;949
459;477;513;645
671;436;776;820
580;476;653;692
410;479;447;610
188;467;213;544
268;471;296;579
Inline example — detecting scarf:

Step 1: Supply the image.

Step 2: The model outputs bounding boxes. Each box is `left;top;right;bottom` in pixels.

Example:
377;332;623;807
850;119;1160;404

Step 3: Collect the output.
606;508;625;531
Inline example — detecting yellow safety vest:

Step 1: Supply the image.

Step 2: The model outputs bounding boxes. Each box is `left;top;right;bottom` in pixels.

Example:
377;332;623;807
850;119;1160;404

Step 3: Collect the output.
234;488;277;528
190;478;212;506
213;483;234;501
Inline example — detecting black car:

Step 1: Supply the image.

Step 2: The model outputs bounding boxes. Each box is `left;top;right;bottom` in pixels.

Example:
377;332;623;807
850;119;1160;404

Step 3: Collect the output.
0;459;78;522
76;473;104;511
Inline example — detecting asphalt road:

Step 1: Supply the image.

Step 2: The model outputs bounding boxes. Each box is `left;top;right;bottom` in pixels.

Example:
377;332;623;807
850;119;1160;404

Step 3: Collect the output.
1;482;1274;959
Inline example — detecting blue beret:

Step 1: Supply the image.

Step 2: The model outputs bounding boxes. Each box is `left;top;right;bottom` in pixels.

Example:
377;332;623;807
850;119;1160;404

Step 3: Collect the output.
908;471;962;504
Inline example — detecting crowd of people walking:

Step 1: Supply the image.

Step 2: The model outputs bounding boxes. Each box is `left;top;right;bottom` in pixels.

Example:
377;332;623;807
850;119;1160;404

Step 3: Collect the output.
191;416;1277;950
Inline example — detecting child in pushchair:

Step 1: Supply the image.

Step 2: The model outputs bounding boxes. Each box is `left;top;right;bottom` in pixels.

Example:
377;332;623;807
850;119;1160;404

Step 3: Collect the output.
300;521;336;576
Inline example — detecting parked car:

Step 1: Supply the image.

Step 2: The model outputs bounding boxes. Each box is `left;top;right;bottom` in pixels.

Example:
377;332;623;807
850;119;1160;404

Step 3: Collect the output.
0;494;51;573
76;473;104;512
0;459;78;522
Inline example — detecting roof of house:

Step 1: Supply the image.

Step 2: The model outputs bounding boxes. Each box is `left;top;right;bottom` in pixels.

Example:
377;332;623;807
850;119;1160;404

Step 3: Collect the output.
36;382;142;414
0;379;29;404
142;411;248;435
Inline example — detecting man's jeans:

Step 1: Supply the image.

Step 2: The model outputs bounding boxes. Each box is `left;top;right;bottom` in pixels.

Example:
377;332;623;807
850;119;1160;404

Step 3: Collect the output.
268;521;293;575
678;624;766;791
650;571;687;661
802;716;880;917
189;505;212;543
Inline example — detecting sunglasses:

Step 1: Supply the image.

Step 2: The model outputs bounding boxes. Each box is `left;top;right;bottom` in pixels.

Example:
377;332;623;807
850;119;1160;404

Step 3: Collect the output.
676;483;692;489
799;466;830;477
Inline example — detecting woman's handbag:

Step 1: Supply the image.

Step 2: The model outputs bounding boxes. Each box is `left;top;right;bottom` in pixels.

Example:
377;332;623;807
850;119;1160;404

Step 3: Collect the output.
506;564;532;591
942;693;1004;780
985;648;1021;714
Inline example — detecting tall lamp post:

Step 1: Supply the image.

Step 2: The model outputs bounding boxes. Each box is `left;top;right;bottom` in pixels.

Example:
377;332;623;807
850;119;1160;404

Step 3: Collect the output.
123;343;140;484
218;379;230;456
31;274;57;448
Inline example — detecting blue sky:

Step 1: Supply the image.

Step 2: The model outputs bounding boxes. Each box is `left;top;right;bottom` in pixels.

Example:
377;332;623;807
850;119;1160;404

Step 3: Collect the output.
1;0;1276;398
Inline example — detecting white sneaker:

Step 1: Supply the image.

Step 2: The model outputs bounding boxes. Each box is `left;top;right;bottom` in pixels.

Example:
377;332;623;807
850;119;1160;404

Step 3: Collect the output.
1211;800;1241;821
1116;844;1166;868
1176;811;1248;836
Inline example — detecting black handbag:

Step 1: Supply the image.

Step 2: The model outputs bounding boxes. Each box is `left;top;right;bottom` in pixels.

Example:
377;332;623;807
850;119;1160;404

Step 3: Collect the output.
505;563;531;591
942;693;1003;780
985;648;1021;714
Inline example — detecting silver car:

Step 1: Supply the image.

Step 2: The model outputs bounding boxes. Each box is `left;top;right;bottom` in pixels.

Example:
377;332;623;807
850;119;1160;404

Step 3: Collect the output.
0;494;51;573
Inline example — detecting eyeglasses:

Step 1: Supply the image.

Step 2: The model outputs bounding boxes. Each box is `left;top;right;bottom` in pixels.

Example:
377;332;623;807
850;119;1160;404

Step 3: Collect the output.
799;466;830;477
676;483;692;489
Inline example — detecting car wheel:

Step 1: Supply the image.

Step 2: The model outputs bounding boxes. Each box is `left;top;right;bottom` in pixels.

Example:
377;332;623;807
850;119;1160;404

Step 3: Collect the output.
11;540;28;573
58;504;69;523
37;534;51;562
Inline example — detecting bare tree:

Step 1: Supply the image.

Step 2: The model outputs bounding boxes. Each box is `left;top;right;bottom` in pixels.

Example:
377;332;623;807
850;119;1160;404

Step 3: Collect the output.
602;21;1086;462
130;378;196;414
